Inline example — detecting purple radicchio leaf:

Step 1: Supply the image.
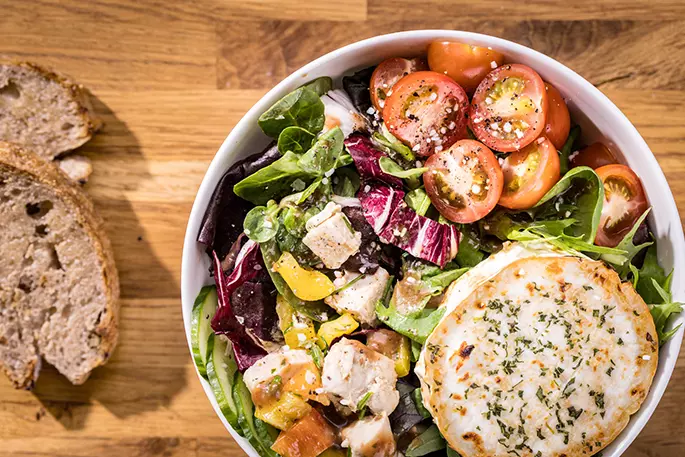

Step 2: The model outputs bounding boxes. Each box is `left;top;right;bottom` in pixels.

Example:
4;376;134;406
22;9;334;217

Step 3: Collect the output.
211;241;273;371
198;143;280;260
342;205;402;275
359;182;461;268
345;134;403;188
342;66;375;118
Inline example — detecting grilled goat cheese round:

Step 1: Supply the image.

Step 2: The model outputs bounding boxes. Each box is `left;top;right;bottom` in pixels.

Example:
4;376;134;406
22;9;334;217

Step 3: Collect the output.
416;242;658;457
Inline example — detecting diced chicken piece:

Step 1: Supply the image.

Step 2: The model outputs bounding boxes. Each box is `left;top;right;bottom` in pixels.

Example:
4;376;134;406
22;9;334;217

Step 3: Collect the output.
325;268;390;326
244;349;328;406
341;414;396;457
322;338;399;415
303;202;362;269
322;89;369;138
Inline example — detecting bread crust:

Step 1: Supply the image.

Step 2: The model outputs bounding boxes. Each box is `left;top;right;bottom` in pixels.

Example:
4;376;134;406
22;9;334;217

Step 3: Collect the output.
0;142;119;387
0;59;102;158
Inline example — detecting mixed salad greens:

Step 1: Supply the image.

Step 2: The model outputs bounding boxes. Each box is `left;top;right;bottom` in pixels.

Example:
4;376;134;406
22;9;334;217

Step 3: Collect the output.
192;41;682;457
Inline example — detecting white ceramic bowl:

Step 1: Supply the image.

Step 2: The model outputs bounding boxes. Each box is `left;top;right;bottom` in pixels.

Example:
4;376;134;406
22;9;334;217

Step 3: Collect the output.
182;30;684;457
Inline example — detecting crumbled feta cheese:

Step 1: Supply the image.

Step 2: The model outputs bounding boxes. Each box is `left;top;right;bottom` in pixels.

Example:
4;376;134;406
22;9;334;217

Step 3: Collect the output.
490;60;498;69
429;92;438;101
503;122;512;133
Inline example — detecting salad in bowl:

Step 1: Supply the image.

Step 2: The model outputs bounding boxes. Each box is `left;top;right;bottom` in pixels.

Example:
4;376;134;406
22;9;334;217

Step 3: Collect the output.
183;32;683;457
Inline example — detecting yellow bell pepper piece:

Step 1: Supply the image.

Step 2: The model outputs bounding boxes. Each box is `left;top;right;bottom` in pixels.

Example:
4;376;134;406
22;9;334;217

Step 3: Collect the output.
317;314;359;349
273;252;335;301
276;295;317;349
255;391;312;431
366;329;411;377
393;335;411;377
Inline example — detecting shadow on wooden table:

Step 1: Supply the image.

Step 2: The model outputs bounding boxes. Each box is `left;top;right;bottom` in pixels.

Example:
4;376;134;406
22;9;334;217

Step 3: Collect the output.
30;94;187;430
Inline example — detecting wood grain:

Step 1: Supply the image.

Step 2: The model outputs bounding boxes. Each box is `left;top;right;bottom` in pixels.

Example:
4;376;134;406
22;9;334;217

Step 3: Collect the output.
1;0;684;456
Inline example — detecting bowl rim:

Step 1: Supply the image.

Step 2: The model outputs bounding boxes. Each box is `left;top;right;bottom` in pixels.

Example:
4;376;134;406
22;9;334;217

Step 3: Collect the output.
181;29;685;457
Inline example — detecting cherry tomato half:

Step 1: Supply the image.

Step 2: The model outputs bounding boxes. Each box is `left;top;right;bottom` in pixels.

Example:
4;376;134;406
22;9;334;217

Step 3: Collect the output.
570;142;618;169
469;64;548;153
499;137;560;210
370;57;427;112
543;83;570;150
424;139;503;223
427;41;505;94
595;164;649;247
383;71;469;157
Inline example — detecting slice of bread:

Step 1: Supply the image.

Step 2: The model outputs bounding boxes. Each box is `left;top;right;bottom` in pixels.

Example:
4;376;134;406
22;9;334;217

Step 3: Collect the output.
0;61;102;161
0;142;119;388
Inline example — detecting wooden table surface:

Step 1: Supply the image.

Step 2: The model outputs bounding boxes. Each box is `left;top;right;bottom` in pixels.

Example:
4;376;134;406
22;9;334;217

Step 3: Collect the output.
2;1;685;455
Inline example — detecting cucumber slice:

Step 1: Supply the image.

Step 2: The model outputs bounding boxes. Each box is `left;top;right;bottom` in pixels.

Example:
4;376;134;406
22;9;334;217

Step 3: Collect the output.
206;334;240;431
191;285;218;377
233;373;280;457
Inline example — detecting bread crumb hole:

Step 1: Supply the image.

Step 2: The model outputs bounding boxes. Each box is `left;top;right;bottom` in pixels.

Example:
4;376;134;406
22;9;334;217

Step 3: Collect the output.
0;81;21;100
26;200;53;218
48;245;62;270
61;304;72;318
18;277;32;293
35;224;49;237
61;122;74;131
47;306;57;316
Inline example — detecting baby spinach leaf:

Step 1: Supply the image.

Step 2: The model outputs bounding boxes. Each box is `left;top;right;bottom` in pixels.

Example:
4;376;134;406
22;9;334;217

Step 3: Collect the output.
243;201;280;242
300;76;333;96
277;126;315;155
534;166;604;243
298;127;344;175
411;389;432;419
234;151;317;205
258;87;325;138
406;425;446;457
559;125;581;174
390;381;429;436
405;188;432;216
379;156;428;180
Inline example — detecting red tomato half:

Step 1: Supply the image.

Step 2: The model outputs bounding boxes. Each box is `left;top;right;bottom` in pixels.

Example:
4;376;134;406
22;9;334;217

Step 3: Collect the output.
570;142;618;169
543;83;570;150
370;57;427;112
427;41;505;93
424;139;503;223
499;137;560;210
383;71;469;157
595;164;649;247
469;64;548;153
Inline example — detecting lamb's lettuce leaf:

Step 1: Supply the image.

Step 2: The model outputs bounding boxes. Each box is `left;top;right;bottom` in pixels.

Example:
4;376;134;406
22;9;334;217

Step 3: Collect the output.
277;126;315;155
258;86;325;138
379;156;428;183
405;188;432;216
372;122;416;164
298;127;344;174
243;201;280;243
300;76;333;96
234;151;317;205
